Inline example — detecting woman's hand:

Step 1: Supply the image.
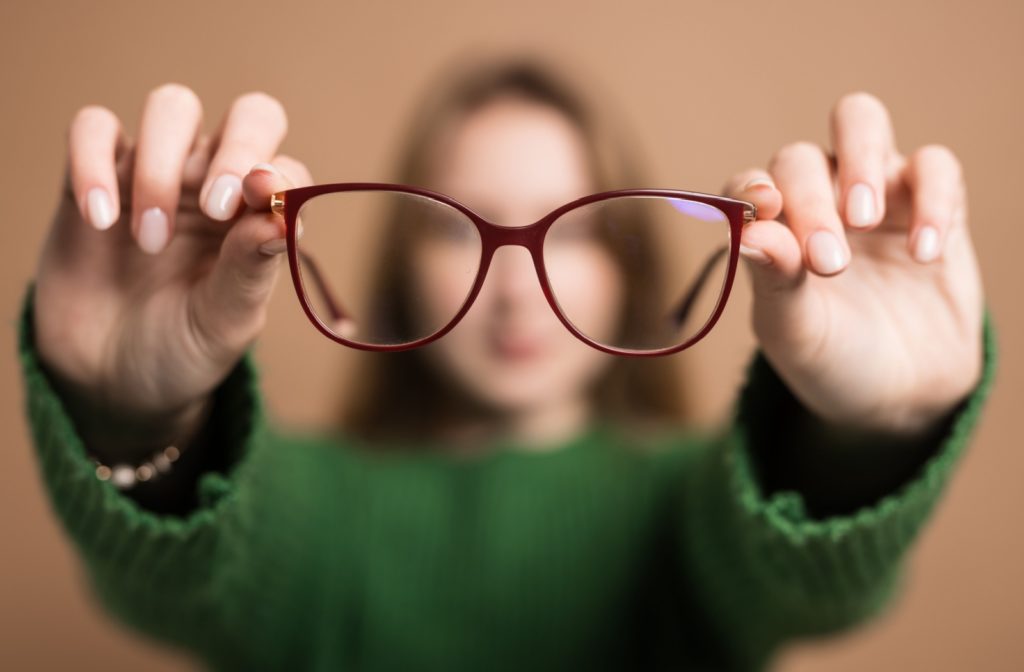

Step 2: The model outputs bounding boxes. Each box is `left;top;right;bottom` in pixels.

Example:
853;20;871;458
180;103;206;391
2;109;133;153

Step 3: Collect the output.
721;91;984;437
33;83;312;455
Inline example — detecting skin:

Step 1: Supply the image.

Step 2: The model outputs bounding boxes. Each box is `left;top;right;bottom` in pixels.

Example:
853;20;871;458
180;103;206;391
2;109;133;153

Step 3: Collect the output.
32;86;983;463
725;92;983;437
410;97;624;448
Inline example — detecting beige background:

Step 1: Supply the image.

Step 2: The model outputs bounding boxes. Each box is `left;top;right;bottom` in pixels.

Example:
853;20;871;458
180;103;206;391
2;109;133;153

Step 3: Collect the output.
2;0;1021;669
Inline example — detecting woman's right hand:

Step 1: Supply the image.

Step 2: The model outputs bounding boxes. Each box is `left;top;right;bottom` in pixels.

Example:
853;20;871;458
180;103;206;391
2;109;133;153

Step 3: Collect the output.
32;83;312;456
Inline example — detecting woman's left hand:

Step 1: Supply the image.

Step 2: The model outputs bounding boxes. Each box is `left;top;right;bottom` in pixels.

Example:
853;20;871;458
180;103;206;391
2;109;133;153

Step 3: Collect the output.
721;91;985;437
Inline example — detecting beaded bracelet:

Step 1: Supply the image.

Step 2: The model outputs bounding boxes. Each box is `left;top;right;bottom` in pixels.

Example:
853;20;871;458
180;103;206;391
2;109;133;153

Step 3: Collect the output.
90;444;184;490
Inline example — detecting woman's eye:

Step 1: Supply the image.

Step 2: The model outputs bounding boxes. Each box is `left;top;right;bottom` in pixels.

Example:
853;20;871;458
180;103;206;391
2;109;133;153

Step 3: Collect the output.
421;217;476;243
549;216;600;243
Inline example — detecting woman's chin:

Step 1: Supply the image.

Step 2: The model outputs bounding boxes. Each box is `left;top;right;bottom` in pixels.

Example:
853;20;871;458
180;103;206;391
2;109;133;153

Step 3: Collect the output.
461;366;560;414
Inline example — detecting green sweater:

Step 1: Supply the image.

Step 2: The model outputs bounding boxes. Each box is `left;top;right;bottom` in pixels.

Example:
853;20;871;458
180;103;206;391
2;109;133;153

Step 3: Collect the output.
16;283;998;672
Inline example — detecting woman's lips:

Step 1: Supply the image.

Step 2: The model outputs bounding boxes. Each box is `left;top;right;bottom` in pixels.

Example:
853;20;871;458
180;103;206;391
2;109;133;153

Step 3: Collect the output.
489;332;545;360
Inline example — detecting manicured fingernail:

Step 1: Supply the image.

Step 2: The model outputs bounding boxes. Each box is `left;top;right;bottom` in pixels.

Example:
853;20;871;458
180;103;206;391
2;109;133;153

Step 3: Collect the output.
846;182;875;228
138;207;169;254
258;238;287;256
250;162;278;175
914;226;940;263
739;244;772;265
743;177;775;192
807;230;846;274
205;174;242;221
87;187;116;230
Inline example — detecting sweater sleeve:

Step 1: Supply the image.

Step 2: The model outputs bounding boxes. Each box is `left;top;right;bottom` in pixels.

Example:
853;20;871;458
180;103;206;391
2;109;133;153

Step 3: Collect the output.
14;281;268;660
677;307;999;669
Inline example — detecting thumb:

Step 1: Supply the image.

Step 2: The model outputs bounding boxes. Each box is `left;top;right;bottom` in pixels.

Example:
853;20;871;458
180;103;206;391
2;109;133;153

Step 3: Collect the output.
191;157;312;362
723;169;806;298
724;169;818;353
739;219;806;297
740;219;825;353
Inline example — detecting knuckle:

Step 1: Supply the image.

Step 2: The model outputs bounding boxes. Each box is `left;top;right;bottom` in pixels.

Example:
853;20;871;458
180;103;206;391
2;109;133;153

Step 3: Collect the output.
725;168;764;195
789;140;823;156
771;140;821;167
785;193;819;219
148;82;202;113
834;90;887;117
68;107;120;156
273;155;314;186
71;104;117;133
915;143;961;172
134;160;180;192
233;90;288;133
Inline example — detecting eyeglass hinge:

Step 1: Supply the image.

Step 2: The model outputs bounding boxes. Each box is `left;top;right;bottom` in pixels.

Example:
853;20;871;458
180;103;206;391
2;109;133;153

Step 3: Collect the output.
270;193;286;216
743;206;756;223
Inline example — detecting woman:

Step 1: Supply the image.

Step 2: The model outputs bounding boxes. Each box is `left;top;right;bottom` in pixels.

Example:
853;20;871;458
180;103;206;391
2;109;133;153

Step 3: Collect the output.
19;53;996;670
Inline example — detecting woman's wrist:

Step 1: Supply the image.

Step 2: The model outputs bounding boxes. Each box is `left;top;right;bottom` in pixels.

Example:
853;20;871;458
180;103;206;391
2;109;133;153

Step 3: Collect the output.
38;355;215;467
81;395;215;465
85;396;216;489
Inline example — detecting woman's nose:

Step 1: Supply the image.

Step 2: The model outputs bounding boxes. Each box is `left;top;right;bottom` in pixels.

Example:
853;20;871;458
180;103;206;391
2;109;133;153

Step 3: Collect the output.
486;246;542;304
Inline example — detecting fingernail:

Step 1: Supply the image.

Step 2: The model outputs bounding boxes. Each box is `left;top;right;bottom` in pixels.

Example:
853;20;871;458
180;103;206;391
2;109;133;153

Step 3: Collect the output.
743;177;775;192
807;230;846;274
87;187;116;230
914;226;940;263
739;244;772;265
846;182;876;228
138;207;169;254
250;162;278;175
258;238;287;256
205;174;242;221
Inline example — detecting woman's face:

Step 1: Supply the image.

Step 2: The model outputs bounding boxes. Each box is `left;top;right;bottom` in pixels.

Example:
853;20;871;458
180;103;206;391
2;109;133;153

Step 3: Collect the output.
410;96;624;415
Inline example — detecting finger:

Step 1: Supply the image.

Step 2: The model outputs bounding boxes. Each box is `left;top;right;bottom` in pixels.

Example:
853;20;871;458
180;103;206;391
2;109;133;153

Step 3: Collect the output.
738;219;806;291
67;105;127;231
241;155;313;212
132;83;204;255
830;91;895;230
182;133;214;193
189;157;309;361
199;92;288;222
721;168;783;222
240;155;314;255
770;141;850;277
903;144;965;264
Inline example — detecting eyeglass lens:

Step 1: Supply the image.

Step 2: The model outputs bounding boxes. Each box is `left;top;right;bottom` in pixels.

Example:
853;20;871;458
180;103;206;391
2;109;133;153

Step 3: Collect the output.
294;191;731;352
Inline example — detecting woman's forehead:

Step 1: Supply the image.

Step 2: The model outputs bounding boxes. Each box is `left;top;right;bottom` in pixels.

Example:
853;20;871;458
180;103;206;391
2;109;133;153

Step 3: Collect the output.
430;98;594;212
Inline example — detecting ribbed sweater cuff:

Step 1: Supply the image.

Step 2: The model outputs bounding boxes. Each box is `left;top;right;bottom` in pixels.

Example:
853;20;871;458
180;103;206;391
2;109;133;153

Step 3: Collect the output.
15;281;266;650
685;307;998;663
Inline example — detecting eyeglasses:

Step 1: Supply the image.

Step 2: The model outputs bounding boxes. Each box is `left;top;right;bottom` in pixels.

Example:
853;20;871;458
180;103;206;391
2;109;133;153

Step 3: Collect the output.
270;183;756;357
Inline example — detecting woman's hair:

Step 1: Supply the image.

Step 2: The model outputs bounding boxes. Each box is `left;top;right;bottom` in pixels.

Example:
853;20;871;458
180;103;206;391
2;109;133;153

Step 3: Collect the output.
336;50;690;445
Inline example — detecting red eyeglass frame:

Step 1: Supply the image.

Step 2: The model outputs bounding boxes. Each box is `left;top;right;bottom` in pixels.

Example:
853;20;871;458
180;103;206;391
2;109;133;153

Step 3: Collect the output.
270;183;756;357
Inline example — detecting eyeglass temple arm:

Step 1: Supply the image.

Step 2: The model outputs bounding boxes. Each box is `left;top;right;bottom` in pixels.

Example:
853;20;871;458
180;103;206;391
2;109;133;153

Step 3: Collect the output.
297;249;349;324
669;244;729;329
271;194;350;324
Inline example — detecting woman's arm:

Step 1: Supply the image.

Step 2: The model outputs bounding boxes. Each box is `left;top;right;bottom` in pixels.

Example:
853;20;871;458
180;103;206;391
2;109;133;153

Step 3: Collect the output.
677;90;993;667
16;280;265;662
675;306;997;669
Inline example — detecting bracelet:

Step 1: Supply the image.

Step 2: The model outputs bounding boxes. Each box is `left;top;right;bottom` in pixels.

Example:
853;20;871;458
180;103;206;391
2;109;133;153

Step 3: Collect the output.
90;444;184;490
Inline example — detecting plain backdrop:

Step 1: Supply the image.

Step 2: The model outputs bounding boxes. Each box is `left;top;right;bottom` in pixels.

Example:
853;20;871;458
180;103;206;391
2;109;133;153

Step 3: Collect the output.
2;1;1021;669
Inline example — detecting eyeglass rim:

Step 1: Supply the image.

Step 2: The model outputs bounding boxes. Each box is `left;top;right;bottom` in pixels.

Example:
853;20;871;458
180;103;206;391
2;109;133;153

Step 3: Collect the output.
271;182;756;357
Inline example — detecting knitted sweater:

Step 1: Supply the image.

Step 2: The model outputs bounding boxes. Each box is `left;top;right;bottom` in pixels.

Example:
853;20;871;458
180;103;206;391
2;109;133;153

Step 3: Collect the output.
16;283;998;672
